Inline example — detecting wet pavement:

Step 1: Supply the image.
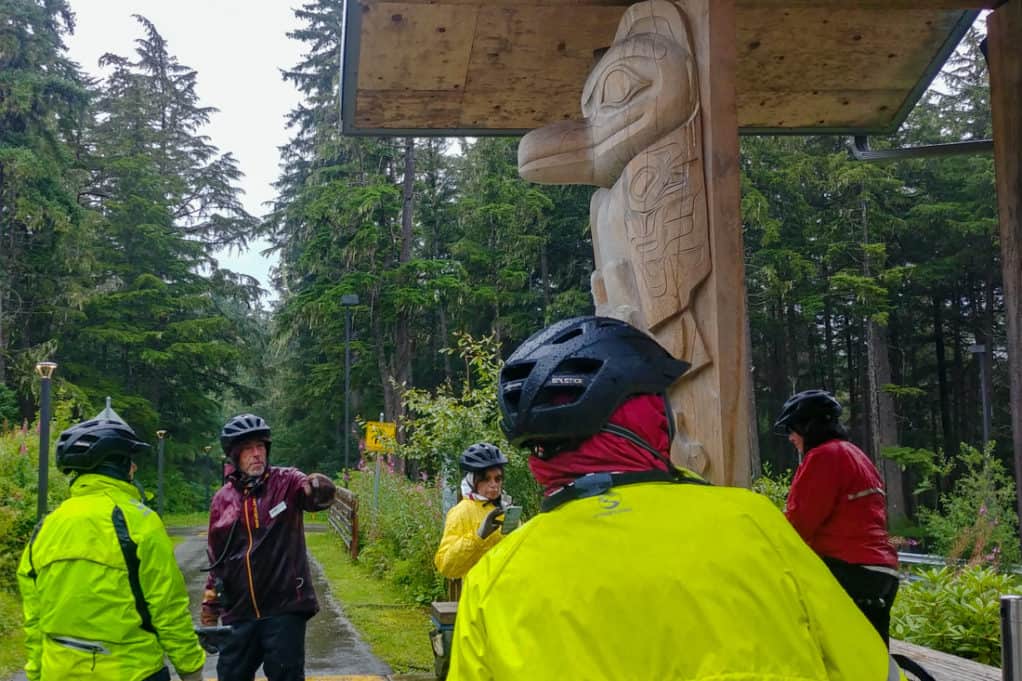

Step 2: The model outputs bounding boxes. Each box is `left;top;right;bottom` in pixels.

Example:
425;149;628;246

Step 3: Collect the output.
7;528;393;681
175;527;393;680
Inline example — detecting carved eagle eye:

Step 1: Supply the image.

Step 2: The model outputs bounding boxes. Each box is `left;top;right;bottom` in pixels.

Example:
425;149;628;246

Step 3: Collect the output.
599;66;650;108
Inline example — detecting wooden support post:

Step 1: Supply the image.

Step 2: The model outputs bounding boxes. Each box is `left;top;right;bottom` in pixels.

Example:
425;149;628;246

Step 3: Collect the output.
987;0;1022;547
674;0;753;486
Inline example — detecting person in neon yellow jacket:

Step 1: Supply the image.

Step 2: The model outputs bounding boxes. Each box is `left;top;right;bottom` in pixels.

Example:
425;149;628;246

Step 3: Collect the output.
434;443;512;579
17;418;205;681
449;316;908;681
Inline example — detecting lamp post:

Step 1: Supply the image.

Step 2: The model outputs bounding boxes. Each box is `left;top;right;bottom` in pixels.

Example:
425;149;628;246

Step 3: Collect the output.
203;445;212;507
156;429;167;515
969;343;993;446
341;293;359;480
35;361;57;521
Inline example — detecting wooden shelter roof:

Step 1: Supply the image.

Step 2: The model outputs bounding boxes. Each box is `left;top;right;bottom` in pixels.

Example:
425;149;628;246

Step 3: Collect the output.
340;1;997;136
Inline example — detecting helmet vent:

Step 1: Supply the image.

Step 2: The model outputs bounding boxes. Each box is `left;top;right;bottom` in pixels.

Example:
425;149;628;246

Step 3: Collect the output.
551;328;584;344
554;358;601;375
501;362;534;382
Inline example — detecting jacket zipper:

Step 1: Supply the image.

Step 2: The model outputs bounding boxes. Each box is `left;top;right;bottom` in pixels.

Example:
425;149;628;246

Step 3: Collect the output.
243;495;262;618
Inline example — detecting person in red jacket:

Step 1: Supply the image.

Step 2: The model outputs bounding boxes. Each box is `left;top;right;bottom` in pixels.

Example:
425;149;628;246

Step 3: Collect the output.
774;389;900;646
201;414;336;681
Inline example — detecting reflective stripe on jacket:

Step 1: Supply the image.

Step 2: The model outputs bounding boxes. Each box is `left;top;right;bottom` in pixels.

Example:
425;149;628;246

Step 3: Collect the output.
786;439;898;568
449;481;901;681
204;466;331;623
434;498;505;579
17;474;204;681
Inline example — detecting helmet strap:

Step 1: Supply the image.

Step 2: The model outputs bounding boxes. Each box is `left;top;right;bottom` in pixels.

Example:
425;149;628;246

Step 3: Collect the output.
600;422;674;470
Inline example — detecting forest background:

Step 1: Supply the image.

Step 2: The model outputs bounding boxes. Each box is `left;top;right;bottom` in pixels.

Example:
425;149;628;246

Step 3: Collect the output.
1;0;1015;592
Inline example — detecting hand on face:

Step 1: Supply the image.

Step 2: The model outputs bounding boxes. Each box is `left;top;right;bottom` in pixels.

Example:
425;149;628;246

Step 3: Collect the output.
238;440;268;477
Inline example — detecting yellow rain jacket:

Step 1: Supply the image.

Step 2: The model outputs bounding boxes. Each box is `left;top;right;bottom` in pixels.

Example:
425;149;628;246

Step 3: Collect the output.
434;498;506;579
17;474;205;681
450;479;904;681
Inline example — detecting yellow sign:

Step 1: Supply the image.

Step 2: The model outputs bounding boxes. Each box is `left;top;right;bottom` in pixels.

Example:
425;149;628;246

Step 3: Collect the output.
364;421;396;452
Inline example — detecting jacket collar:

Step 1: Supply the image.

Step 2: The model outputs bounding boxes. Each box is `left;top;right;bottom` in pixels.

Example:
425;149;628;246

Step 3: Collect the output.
70;473;144;501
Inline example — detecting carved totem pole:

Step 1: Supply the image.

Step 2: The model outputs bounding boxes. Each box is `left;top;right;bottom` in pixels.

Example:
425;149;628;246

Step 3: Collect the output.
518;0;754;485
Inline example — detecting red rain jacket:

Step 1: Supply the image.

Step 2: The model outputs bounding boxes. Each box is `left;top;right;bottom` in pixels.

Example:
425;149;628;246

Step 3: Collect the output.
785;439;897;568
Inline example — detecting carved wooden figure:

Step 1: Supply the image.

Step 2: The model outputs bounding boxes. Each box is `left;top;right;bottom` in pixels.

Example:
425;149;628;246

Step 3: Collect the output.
519;0;752;485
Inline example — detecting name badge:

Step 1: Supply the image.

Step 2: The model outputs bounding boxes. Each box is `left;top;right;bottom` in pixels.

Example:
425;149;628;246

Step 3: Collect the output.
269;501;287;519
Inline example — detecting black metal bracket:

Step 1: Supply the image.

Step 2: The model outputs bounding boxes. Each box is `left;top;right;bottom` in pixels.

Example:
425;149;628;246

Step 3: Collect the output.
848;135;993;163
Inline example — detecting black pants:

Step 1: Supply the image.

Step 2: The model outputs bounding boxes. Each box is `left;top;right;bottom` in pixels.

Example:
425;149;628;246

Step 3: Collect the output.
823;556;900;646
217;614;308;681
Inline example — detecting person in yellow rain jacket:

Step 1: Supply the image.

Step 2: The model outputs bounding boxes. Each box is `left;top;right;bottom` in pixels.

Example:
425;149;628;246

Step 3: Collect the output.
448;316;907;681
17;418;205;681
434;443;512;580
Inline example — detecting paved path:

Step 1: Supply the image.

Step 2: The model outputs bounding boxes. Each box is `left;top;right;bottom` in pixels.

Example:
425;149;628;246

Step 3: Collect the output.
8;528;393;681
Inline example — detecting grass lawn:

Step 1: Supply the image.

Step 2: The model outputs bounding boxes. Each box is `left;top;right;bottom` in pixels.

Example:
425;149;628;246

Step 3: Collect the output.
305;532;433;675
0;589;25;679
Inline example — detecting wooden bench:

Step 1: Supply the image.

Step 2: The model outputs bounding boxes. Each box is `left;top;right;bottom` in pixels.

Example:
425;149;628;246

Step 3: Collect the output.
327;486;359;559
891;639;999;681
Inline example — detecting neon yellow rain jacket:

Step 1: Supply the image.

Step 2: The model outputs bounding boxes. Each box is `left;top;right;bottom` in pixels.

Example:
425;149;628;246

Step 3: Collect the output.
449;480;904;681
17;474;205;681
434;498;506;579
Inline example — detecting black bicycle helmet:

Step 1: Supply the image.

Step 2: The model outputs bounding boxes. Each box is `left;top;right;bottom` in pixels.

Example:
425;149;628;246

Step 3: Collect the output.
773;389;842;435
460;443;509;472
220;413;271;459
499;316;688;453
55;419;151;479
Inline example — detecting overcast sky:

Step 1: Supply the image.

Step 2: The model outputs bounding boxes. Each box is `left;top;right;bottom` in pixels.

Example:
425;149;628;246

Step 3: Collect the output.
64;0;303;300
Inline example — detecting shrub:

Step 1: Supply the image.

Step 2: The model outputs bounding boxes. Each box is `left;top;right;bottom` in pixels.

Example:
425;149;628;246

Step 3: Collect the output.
751;462;792;511
0;406;72;591
349;467;446;604
919;442;1020;567
892;565;1017;664
398;333;540;516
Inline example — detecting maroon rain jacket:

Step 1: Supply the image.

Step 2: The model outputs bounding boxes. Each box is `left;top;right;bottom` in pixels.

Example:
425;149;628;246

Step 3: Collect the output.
203;466;335;623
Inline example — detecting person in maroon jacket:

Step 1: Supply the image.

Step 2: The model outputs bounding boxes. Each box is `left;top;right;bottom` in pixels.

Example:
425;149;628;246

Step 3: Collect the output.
774;389;900;646
201;413;336;681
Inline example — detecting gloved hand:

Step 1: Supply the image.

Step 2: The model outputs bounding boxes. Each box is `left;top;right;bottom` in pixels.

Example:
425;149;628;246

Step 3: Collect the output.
179;669;204;681
477;507;504;539
200;596;220;627
303;472;336;509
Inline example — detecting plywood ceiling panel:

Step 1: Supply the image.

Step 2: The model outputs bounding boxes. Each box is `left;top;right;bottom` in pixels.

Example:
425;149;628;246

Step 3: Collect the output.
343;1;986;134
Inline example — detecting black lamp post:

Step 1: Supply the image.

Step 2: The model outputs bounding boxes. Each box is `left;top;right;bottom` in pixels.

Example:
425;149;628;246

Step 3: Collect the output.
35;361;57;521
969;343;993;446
203;445;213;506
156;429;167;515
341;293;359;479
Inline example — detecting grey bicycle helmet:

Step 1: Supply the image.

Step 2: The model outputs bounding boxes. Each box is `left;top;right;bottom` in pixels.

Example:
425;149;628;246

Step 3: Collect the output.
498;316;688;453
460;443;509;472
220;413;272;460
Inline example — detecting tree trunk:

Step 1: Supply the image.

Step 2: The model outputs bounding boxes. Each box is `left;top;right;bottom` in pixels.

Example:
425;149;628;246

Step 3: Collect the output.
867;320;907;523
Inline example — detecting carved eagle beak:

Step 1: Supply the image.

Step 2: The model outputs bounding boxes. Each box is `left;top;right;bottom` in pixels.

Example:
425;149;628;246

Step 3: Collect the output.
518;118;596;186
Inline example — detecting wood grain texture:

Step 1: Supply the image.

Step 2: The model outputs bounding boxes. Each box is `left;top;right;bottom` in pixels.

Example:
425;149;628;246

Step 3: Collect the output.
348;1;980;132
987;0;1022;544
890;639;999;681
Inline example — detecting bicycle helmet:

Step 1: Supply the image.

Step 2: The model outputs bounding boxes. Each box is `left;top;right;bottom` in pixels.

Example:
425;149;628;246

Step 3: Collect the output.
498;316;688;453
459;443;509;472
55;419;151;480
220;413;272;460
773;389;842;435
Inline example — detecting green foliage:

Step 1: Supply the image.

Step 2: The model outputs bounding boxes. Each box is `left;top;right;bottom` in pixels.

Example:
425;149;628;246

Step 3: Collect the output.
0;586;25;677
751;462;792;511
399;333;539;515
882;445;952;495
0;403;72;591
0;385;18;427
348;468;446;605
892;566;1016;664
919;442;1020;567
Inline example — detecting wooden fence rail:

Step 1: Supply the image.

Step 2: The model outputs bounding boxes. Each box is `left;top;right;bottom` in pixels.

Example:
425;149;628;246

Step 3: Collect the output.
328;486;359;559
